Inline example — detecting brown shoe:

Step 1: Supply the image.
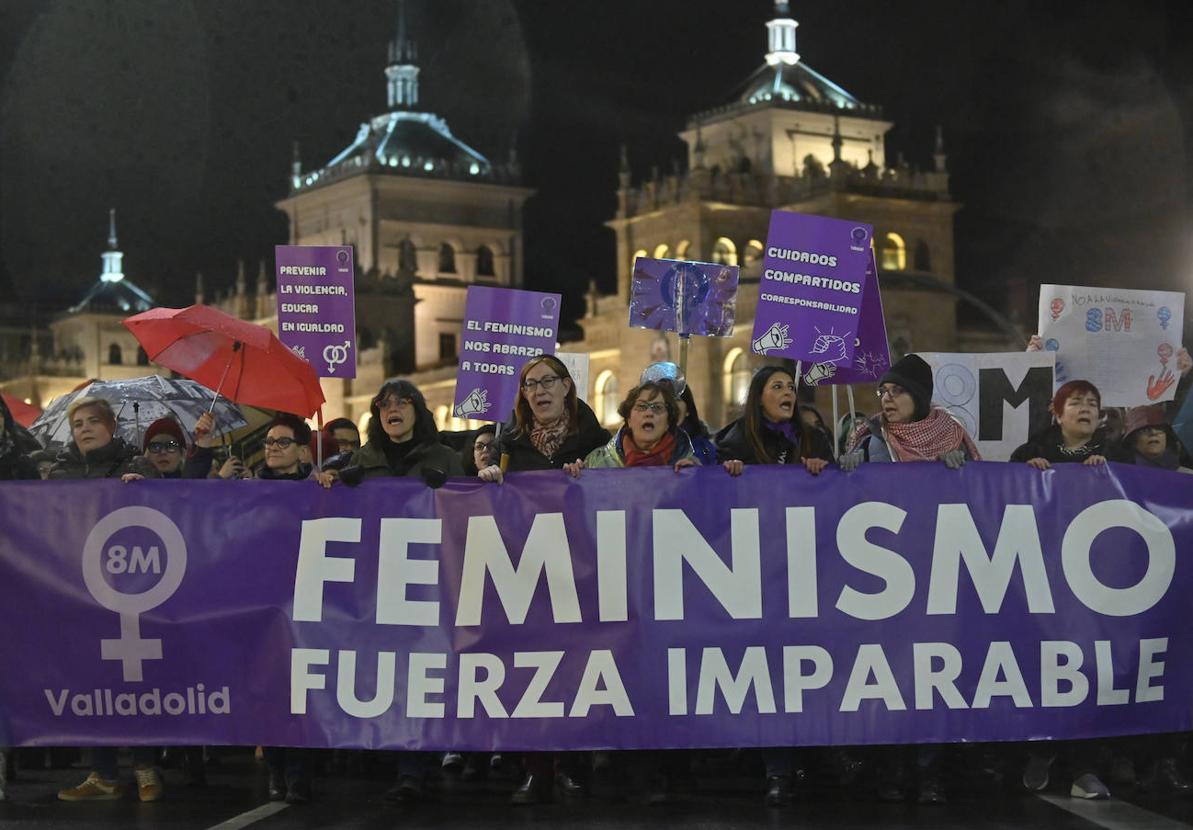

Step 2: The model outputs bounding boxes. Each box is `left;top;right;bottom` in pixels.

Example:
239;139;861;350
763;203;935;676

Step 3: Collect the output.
134;766;163;802
58;772;123;801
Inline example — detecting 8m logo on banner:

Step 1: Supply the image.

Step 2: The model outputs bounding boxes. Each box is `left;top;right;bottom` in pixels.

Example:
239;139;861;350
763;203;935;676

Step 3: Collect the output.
82;506;188;682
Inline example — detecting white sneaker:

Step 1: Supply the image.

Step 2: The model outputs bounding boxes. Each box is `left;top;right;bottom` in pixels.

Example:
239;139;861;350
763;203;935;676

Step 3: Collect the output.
1071;773;1110;800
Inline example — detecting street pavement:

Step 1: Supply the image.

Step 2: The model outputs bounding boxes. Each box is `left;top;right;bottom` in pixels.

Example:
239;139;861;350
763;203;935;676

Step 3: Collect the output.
4;747;1193;829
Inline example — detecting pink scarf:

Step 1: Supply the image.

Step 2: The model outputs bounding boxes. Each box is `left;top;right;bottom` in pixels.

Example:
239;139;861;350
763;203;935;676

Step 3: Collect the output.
849;408;981;462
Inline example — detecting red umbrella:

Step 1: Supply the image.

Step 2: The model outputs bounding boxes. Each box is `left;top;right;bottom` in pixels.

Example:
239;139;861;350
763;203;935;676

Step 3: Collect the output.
123;305;324;418
2;393;42;428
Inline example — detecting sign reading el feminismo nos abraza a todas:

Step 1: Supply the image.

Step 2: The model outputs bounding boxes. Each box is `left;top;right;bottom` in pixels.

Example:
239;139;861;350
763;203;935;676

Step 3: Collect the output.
0;463;1188;750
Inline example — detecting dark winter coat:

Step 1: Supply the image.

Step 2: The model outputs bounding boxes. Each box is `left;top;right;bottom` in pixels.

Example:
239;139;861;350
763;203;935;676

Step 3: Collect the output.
254;461;316;481
0;396;38;480
1010;425;1133;465
48;437;160;480
496;400;611;472
344;437;465;482
714;418;835;466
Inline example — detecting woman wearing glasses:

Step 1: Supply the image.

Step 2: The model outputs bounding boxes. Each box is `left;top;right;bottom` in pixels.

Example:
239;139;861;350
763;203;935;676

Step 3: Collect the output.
838;353;978;807
477;355;609;805
840;354;979;471
333;379;463;487
478;354;609;484
571;380;698;472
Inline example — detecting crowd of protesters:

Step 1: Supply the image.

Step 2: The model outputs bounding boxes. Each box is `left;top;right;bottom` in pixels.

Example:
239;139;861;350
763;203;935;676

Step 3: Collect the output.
0;337;1191;809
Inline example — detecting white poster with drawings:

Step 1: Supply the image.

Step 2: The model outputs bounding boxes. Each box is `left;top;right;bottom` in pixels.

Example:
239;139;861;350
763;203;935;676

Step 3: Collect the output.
918;352;1056;462
555;352;590;403
1038;284;1185;407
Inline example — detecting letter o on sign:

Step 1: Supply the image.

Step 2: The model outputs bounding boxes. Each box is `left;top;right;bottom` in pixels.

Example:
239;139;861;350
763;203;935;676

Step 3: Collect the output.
1061;500;1174;617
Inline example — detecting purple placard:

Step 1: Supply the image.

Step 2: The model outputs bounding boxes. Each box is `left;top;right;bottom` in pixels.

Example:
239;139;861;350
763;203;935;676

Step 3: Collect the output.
628;258;738;337
802;251;891;385
275;245;357;378
1;464;1191;751
454;285;561;421
751;211;873;364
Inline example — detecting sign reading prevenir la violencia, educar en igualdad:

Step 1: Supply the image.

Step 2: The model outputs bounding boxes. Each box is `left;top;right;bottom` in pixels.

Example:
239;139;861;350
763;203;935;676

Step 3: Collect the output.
275;245;357;378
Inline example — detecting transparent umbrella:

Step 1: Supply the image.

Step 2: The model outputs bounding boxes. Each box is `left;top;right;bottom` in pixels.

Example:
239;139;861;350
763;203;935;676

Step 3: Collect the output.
29;376;260;450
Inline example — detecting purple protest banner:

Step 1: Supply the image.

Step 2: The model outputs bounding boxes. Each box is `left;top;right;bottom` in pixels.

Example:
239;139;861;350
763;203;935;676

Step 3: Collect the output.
275;245;357;378
802;251;891;386
1;463;1191;751
453;285;561;420
628;258;738;337
752;211;872;364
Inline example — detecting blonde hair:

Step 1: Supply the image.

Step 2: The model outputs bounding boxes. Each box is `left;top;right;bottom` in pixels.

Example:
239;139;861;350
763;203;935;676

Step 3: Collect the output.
67;396;117;430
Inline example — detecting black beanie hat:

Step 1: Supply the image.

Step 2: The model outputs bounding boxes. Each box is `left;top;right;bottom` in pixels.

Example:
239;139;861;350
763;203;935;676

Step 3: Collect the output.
879;354;933;419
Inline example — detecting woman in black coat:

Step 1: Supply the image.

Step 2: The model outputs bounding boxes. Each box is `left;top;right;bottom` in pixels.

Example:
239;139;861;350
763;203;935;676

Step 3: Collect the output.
714;365;834;476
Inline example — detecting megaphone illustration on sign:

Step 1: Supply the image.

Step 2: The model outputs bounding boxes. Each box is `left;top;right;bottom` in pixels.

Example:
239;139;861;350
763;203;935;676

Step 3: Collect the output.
803;362;838;386
455;387;491;418
752;322;793;356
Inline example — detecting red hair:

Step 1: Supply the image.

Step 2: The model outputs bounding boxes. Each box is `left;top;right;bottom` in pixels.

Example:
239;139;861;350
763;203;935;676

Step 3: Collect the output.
1051;380;1101;417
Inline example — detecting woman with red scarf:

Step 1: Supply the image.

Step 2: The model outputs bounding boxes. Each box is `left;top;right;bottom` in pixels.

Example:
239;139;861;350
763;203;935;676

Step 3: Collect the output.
573;380;698;472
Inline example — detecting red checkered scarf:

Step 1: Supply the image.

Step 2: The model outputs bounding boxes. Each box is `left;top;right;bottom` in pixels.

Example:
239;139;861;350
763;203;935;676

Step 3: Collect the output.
848;407;981;462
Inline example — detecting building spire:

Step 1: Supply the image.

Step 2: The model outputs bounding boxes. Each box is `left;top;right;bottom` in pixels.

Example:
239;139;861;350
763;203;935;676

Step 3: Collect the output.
766;0;799;66
933;124;947;173
100;209;125;283
386;0;420;109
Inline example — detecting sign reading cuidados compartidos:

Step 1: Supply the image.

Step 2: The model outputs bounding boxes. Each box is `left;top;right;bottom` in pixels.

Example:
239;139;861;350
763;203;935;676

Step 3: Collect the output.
751;210;872;365
0;462;1189;750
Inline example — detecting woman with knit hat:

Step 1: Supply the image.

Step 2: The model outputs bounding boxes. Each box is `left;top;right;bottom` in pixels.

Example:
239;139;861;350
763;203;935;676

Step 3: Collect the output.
1010;380;1131;469
1120;404;1192;473
837;353;977;805
840;353;979;471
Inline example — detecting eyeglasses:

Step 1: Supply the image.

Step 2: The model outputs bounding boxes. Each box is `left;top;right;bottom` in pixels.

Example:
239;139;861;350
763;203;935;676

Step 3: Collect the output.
876;384;908;400
474;441;493;452
632;401;666;414
522;375;561;391
146;440;181;454
377;397;412;409
263;437;297;449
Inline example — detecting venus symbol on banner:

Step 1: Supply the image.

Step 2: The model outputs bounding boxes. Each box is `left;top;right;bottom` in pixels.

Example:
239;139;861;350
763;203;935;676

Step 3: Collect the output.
81;507;188;682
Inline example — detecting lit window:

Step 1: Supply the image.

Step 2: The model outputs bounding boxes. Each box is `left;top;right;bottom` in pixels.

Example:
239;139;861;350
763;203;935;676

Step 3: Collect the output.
675;240;691;260
631;248;648;272
744;239;764;265
880;232;906;272
723;348;750;413
434;405;449;431
653;243;670;259
594;370;620;426
712;237;738;266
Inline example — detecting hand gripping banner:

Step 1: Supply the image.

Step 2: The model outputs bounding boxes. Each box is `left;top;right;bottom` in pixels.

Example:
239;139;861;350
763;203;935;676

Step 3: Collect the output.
1;463;1190;751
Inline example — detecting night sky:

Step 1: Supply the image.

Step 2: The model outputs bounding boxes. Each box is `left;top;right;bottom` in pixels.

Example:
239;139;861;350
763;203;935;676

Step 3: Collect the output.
2;0;1191;334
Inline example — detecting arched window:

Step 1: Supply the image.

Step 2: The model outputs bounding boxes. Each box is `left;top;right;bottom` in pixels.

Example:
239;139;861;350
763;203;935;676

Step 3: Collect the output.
438;243;457;274
743;239;765;265
675;240;691;260
723;348;750;411
880;232;906;272
914;240;931;272
594;370;620;426
476;245;495;277
434;405;449;431
712;237;738;266
357;412;372;434
108;343;123;365
136;346;149;366
653;243;670;259
631;248;648;272
398;238;418;274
